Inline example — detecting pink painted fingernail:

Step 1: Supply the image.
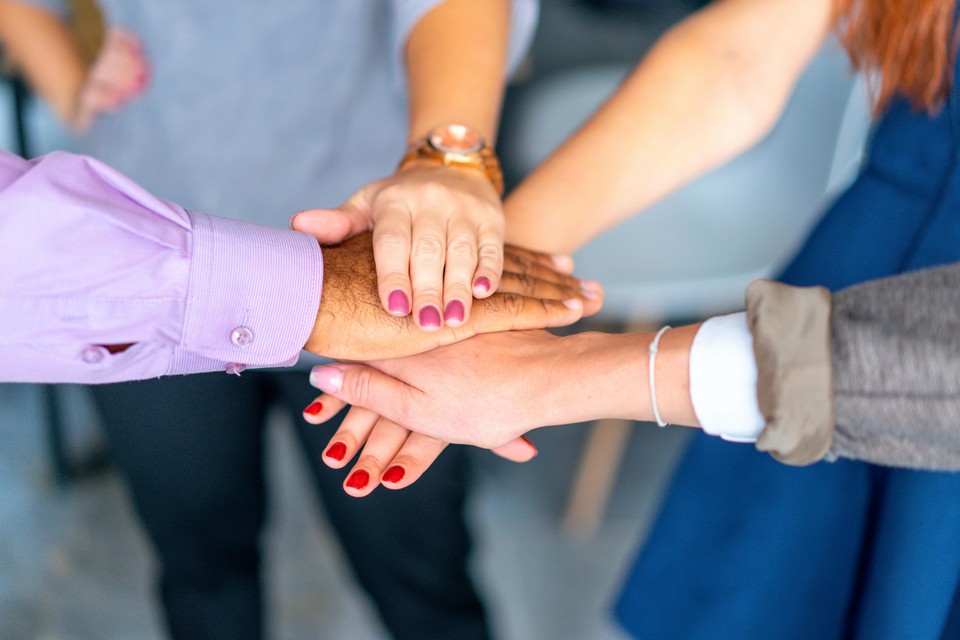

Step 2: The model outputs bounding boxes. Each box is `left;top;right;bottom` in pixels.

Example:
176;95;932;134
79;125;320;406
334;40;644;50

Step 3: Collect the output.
419;306;441;328
346;469;370;490
552;254;575;271
325;442;347;461
473;277;491;295
444;300;464;324
383;466;406;484
580;281;603;300
310;365;343;393
388;290;410;315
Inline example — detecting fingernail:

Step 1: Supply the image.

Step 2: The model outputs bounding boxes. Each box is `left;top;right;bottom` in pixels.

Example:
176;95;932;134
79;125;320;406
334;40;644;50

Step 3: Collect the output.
383;465;406;484
473;277;491;295
346;469;370;490
310;365;343;393
563;299;583;310
552;254;574;270
521;436;539;456
580;281;602;300
388;290;410;315
419;305;441;328
304;401;323;416
325;442;347;461
444;300;464;324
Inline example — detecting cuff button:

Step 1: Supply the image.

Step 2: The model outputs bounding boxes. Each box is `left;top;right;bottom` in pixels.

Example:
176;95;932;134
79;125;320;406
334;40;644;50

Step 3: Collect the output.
230;326;255;349
81;346;106;364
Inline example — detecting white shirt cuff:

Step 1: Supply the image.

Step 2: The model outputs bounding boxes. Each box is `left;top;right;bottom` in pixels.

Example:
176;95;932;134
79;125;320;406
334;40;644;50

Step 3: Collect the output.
689;312;765;443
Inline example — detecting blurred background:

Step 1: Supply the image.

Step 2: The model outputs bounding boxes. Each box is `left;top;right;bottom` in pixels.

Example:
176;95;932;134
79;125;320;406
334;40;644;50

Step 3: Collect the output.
0;0;864;638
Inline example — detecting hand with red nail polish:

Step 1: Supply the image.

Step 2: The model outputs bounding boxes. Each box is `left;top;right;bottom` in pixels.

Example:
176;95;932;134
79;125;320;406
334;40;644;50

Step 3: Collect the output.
307;327;701;468
303;394;538;495
301;232;603;361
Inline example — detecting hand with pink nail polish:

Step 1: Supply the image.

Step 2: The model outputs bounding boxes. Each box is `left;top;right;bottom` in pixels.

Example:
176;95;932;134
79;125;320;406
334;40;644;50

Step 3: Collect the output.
290;162;504;332
302;231;604;360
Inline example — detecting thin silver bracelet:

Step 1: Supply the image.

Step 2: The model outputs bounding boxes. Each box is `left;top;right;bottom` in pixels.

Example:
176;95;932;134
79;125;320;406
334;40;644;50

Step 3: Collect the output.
649;325;671;427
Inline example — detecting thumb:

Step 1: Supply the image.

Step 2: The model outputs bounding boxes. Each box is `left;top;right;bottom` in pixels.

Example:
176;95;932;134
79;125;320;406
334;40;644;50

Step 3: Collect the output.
491;436;538;462
309;363;415;425
291;201;372;245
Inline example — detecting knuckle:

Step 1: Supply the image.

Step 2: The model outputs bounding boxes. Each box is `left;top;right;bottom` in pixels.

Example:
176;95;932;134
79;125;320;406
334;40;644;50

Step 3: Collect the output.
345;367;373;403
477;240;503;265
447;235;478;261
413;234;445;259
374;223;410;248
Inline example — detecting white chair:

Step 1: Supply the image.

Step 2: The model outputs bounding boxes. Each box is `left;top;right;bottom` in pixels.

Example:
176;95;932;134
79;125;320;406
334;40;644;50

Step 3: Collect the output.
503;40;871;534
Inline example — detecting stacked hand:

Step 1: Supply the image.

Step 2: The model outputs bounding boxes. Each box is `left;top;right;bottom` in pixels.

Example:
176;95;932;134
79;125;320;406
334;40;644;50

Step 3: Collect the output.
292;162;510;330
298;230;603;491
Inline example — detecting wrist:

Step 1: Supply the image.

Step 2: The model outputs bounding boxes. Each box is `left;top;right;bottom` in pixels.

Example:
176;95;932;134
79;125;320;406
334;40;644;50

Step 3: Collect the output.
558;326;701;428
400;124;504;196
549;332;652;424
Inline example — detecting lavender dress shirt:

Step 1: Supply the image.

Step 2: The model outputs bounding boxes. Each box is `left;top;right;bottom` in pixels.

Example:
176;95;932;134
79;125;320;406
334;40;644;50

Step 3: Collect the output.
0;150;323;384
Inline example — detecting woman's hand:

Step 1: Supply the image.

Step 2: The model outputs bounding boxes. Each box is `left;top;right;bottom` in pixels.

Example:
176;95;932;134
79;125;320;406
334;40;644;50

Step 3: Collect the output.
73;28;148;132
291;162;505;331
301;326;703;497
302;330;583;497
301;403;539;498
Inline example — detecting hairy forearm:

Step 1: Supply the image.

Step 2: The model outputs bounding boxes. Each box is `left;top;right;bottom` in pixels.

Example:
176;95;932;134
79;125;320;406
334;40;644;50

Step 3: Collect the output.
0;1;86;124
505;0;833;253
405;0;510;143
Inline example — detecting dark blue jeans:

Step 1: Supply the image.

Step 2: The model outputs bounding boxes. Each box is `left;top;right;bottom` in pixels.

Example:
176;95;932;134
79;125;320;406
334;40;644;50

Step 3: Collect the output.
91;370;488;640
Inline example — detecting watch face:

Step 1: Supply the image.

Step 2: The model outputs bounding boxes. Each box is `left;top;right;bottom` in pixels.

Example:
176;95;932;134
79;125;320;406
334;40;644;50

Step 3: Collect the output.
428;125;484;154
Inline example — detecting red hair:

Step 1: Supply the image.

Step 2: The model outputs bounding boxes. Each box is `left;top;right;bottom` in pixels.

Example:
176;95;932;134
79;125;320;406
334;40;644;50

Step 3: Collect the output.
833;0;957;114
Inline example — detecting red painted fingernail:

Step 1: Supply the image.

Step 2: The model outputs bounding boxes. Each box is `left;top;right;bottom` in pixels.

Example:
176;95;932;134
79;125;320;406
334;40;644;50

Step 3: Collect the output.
473;277;491;295
444;300;464;323
304;401;323;416
383;466;406;484
346;469;370;490
325;442;346;461
419;305;441;328
388;290;410;315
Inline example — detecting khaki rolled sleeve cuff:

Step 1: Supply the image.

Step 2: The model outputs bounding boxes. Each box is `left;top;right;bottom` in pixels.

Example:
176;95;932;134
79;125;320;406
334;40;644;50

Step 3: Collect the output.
746;279;834;465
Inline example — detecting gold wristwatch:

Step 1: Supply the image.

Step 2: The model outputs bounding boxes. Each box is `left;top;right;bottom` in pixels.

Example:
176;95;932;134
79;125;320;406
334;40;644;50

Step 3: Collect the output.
399;124;504;196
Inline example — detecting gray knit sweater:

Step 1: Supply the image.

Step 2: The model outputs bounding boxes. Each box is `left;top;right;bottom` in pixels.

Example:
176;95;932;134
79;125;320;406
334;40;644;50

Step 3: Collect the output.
745;263;960;470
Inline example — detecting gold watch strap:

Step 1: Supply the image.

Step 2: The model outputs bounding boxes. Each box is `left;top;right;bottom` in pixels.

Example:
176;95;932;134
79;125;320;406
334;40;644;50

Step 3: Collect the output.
398;143;504;196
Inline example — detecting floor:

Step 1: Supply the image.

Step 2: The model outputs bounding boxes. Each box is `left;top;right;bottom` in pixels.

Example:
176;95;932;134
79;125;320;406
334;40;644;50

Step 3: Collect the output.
0;384;690;640
0;1;700;638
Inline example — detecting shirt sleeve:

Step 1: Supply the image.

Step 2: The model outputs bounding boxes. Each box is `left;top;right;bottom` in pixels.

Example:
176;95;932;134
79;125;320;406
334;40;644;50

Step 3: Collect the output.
689;312;766;443
0;150;323;384
389;0;539;81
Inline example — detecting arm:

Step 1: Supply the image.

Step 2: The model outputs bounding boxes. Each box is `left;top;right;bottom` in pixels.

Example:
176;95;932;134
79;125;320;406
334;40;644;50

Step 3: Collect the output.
291;0;532;330
0;150;600;384
749;264;960;470
505;0;834;253
0;0;87;123
0;1;146;131
303;263;960;496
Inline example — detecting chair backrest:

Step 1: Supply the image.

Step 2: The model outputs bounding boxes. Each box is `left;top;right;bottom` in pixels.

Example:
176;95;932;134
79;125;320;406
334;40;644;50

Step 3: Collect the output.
505;40;870;322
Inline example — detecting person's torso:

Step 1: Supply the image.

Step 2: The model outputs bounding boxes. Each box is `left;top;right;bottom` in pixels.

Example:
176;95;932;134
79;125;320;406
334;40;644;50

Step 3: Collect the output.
82;0;410;225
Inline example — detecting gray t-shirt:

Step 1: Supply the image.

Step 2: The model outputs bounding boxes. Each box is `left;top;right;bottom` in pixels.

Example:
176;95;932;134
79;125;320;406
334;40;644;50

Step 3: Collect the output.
31;0;536;226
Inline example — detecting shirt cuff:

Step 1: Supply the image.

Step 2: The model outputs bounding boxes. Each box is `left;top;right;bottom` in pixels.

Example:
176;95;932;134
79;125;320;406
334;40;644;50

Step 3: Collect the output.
689;312;766;443
173;211;323;373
